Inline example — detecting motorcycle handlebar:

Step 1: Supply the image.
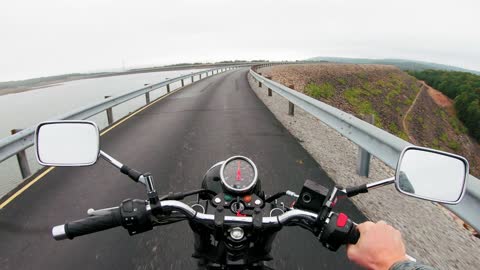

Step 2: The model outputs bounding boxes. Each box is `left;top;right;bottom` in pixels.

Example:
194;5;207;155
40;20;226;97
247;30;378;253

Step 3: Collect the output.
52;200;324;240
159;200;319;225
52;208;122;240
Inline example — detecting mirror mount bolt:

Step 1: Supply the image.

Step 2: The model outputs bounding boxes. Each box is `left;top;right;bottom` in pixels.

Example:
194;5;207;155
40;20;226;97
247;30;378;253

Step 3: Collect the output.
142;174;160;205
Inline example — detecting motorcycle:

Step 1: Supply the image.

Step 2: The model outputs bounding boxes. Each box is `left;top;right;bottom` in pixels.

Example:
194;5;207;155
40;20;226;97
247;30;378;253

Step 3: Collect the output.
35;120;469;269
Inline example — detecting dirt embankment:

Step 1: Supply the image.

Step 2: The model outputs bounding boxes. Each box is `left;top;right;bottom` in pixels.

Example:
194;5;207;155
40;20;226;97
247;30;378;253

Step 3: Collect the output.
259;63;480;177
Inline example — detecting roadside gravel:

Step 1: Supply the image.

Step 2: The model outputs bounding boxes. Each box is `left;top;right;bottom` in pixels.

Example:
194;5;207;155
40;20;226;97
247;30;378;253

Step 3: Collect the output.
248;69;480;270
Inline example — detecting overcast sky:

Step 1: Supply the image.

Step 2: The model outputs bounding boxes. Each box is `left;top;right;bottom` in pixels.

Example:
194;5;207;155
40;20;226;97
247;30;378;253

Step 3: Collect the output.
1;0;479;81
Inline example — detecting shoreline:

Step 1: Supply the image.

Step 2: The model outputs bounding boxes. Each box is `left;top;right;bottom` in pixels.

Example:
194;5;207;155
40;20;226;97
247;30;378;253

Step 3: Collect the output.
0;83;64;96
0;63;247;97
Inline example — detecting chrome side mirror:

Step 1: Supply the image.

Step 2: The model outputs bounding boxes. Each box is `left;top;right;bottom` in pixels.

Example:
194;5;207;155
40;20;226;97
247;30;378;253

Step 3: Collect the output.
395;146;468;204
35;121;100;166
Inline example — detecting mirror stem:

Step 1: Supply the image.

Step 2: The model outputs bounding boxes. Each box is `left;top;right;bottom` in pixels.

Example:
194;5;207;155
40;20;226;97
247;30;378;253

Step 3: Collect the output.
100;150;144;184
366;177;395;190
99;151;159;204
99;151;123;169
343;177;395;197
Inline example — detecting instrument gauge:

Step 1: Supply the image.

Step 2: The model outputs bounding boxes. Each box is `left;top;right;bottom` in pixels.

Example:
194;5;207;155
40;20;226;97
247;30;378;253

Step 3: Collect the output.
220;156;258;193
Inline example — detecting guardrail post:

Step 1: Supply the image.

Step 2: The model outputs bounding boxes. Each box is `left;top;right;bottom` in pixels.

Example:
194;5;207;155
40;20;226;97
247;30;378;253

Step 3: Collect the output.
288;85;295;116
357;114;374;177
258;73;262;87
181;79;184;87
166;84;170;93
105;96;114;125
191;76;194;83
199;73;202;79
10;129;31;179
145;92;150;104
266;76;272;96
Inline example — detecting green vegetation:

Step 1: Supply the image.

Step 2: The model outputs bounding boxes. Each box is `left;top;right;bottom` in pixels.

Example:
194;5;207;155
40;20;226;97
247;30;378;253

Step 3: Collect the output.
448;115;467;134
416;116;427;129
362;82;382;96
440;132;460;150
408;70;480;98
388;122;408;140
343;87;382;127
305;82;335;99
403;98;413;106
337;78;347;85
373;76;417;107
307;57;480;75
409;70;480;141
384;88;401;106
431;138;440;148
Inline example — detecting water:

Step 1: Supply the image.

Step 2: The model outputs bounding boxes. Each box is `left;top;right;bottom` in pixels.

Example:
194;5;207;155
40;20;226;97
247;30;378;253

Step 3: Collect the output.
0;68;207;197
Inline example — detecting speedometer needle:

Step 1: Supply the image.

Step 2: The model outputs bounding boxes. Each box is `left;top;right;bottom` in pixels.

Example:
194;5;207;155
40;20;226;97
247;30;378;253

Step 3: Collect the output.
236;161;241;181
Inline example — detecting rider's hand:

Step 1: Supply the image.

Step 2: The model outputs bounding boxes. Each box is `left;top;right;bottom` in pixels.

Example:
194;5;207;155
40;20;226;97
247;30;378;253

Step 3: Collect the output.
347;221;407;270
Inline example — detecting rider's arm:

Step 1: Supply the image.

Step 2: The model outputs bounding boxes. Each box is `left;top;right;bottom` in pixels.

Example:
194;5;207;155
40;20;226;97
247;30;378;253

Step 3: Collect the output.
390;261;436;270
347;221;437;270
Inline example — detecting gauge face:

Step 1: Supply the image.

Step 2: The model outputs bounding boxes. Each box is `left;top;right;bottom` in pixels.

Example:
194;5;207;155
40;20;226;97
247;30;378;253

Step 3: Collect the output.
220;156;258;193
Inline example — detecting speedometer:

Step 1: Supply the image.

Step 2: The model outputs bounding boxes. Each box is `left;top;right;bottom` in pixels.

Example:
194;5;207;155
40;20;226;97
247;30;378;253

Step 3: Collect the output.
220;156;258;193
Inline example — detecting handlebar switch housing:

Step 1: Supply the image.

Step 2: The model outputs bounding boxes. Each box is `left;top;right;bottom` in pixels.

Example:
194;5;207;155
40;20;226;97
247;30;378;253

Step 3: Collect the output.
120;199;153;235
319;212;357;251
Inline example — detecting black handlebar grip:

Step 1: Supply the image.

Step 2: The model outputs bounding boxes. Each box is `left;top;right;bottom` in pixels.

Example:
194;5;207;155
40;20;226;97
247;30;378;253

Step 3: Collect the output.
62;209;122;240
347;224;360;244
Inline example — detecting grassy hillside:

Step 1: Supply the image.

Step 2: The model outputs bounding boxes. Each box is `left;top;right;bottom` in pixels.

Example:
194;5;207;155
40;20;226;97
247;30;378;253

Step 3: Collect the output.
259;63;480;177
307;57;480;75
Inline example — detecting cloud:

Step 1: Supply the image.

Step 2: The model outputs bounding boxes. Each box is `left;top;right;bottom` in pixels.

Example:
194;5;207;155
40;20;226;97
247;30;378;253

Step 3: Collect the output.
0;0;479;81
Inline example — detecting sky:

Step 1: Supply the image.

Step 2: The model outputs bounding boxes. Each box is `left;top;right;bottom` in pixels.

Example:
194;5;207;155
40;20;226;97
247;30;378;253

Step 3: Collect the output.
1;0;479;81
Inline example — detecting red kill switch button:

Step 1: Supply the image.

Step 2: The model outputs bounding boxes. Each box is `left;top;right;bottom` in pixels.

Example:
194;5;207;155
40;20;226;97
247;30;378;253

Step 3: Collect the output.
336;213;348;228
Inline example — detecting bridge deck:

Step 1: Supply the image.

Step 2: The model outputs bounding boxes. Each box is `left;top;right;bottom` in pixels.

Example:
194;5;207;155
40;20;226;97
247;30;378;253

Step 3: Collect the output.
0;68;365;269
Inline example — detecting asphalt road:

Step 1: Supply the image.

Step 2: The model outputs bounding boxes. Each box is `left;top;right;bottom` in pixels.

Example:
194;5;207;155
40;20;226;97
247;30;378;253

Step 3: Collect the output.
0;68;366;269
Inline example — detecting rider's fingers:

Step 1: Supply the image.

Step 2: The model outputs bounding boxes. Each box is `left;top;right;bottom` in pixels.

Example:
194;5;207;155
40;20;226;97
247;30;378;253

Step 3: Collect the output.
357;221;374;233
377;220;388;225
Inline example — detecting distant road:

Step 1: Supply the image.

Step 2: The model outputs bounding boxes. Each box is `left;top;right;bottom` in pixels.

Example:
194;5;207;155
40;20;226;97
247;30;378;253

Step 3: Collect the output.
0;68;365;269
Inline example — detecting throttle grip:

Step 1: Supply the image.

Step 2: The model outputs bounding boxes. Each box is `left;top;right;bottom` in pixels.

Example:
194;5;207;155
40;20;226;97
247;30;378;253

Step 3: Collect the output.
347;224;360;244
53;209;122;240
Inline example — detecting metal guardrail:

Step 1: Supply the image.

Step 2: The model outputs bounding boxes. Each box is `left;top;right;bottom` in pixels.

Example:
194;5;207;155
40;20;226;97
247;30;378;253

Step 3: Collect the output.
0;65;247;183
250;64;480;232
